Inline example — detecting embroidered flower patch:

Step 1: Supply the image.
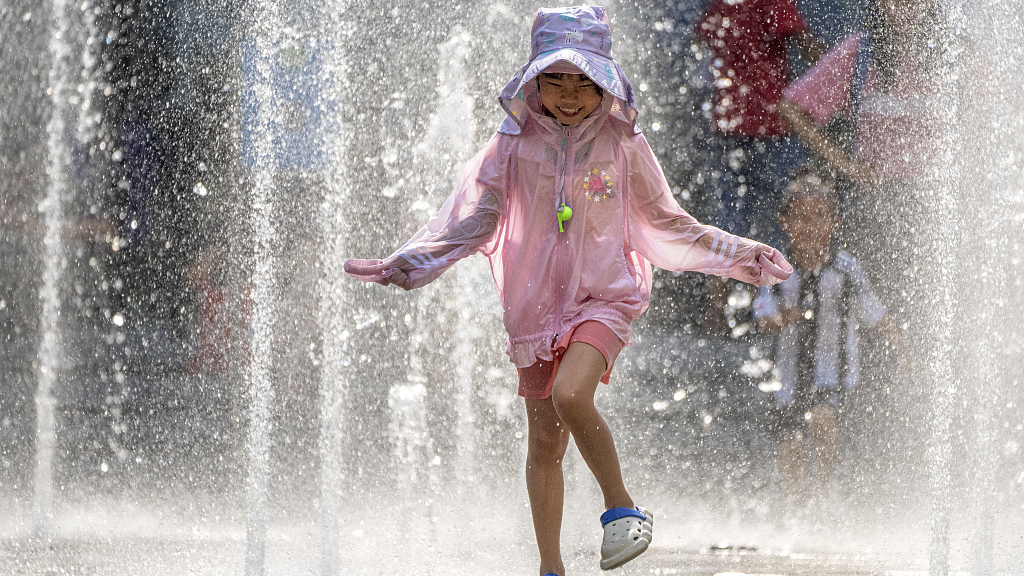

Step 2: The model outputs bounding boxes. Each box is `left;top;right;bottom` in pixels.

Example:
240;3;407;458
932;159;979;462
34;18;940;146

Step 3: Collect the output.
583;167;615;202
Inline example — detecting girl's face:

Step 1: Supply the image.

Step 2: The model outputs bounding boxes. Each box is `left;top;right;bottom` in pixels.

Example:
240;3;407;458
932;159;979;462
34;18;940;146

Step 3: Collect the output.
537;73;602;126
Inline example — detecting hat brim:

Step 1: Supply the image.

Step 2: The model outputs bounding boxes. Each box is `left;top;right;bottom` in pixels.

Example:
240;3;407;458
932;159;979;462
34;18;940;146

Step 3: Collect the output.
497;48;638;135
503;48;628;103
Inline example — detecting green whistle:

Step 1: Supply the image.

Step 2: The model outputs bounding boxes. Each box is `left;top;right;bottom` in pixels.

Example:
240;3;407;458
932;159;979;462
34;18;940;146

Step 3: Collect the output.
557;204;573;232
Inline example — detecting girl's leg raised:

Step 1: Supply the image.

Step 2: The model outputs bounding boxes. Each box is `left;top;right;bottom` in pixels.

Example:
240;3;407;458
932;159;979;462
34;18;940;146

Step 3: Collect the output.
525;397;570;576
550;342;633;511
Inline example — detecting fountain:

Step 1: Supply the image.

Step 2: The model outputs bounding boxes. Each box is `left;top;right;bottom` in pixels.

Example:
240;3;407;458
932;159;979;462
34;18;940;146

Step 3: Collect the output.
240;3;281;573
32;0;70;537
16;0;104;541
1;0;1023;575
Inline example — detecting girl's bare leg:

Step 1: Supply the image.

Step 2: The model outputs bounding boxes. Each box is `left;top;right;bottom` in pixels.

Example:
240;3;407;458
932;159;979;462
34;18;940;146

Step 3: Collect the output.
525;397;570;576
550;342;634;511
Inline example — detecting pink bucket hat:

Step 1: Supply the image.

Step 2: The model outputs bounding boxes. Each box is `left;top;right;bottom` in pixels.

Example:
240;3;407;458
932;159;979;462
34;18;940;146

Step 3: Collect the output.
498;6;639;135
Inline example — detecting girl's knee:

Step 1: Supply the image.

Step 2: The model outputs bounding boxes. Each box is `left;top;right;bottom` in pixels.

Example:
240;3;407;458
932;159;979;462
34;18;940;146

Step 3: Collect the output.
550;383;595;423
528;424;568;458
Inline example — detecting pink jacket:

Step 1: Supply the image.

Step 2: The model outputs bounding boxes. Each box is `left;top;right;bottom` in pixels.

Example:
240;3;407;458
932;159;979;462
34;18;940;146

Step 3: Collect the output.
346;94;792;368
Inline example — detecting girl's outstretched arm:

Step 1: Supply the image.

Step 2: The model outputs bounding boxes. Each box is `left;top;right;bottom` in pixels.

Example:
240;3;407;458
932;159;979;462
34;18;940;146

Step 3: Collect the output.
344;188;502;290
625;136;793;287
344;135;510;290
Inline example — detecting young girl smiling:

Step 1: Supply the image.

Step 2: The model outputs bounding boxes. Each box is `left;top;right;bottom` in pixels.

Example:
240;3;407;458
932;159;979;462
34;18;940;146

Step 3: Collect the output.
345;6;793;574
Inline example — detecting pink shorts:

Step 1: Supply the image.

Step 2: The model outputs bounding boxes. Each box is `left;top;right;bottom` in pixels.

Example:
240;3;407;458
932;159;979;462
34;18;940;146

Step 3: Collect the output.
517;320;625;400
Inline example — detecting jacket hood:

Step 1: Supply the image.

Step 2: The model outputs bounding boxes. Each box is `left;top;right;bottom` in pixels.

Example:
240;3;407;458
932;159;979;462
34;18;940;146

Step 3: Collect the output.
497;6;639;135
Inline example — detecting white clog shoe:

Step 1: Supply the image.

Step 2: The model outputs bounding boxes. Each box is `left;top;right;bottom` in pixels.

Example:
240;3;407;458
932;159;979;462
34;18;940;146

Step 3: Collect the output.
599;506;653;570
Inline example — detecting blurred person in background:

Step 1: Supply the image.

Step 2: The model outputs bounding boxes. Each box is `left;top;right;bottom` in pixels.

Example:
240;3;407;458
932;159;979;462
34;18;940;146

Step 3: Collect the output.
754;173;904;506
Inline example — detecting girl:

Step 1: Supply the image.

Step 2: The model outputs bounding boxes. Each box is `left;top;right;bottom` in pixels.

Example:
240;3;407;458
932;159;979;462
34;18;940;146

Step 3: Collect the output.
345;6;793;575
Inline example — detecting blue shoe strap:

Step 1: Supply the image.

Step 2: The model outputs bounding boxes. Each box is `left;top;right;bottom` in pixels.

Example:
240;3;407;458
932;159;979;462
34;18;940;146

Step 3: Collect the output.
600;506;647;525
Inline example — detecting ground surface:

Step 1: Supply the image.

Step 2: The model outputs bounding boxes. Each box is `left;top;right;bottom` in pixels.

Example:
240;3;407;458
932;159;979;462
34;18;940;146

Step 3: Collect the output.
0;535;925;576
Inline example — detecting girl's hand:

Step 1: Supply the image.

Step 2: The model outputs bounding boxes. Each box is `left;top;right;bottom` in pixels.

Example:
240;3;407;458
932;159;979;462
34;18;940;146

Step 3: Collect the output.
756;248;794;285
344;259;390;283
343;258;413;289
386;268;413;290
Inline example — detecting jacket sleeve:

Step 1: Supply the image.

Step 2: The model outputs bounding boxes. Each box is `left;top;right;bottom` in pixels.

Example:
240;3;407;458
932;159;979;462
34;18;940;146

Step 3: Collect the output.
625;134;792;287
345;134;509;290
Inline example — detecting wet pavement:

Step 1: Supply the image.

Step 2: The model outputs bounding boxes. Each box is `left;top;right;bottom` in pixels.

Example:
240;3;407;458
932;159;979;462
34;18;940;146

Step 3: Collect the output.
0;534;926;576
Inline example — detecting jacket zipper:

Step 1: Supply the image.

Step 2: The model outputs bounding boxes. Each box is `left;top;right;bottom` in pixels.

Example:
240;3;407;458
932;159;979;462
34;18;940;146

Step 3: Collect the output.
553;125;570;344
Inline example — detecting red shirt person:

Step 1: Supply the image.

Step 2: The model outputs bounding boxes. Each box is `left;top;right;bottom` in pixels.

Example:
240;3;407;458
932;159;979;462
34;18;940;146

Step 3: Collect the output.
696;0;824;137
